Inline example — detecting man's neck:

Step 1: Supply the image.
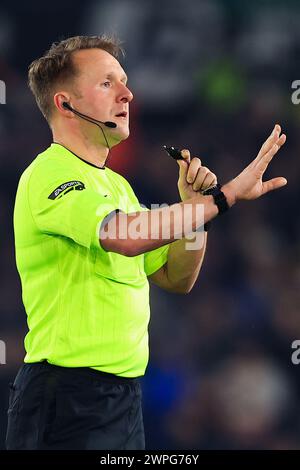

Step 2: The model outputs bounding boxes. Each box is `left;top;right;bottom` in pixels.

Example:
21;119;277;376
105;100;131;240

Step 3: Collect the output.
52;130;109;168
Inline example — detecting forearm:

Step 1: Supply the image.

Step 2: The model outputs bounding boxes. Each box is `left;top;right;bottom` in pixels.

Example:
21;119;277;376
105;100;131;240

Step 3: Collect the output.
100;193;219;256
165;232;207;293
100;183;236;256
161;181;237;292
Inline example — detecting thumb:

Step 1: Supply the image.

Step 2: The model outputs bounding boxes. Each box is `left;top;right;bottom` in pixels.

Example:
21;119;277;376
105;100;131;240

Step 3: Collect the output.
262;177;288;195
177;159;189;180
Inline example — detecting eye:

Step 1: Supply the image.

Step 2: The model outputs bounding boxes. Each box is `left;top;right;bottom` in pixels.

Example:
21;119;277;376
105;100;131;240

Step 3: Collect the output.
102;81;111;88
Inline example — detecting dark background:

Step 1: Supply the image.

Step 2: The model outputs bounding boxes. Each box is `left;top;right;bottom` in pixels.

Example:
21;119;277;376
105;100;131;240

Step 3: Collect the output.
0;0;300;450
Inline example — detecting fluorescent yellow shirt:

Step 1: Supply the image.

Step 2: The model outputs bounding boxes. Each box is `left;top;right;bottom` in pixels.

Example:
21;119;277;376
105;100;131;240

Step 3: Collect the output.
13;143;169;377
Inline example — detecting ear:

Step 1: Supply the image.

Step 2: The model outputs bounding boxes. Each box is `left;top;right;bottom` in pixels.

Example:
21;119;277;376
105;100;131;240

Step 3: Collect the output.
53;92;71;114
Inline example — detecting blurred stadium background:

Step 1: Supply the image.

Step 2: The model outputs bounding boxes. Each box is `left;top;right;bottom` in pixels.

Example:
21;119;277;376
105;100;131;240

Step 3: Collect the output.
0;0;300;450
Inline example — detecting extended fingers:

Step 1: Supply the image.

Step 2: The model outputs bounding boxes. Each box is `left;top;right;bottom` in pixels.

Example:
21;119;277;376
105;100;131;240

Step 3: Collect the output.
256;124;282;163
276;132;287;149
257;133;286;173
261;176;288;196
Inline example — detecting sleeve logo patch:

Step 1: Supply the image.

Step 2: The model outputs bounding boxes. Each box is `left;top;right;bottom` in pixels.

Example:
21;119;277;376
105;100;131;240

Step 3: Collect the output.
48;181;86;200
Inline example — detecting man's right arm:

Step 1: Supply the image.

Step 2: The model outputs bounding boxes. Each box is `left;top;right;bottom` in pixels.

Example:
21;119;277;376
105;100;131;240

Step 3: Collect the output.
99;190;235;257
100;124;287;257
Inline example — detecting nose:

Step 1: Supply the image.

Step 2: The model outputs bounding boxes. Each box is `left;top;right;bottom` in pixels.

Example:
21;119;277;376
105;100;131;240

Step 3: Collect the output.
117;83;134;103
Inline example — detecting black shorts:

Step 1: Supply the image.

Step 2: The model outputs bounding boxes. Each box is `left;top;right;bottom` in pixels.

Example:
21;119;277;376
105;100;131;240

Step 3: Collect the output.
6;361;145;450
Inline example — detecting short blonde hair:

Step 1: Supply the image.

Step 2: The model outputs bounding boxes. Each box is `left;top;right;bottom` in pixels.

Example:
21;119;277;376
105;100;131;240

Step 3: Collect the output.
28;34;124;122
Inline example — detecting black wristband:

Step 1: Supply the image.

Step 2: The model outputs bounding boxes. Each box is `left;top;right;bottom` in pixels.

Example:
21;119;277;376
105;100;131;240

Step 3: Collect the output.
200;184;229;232
195;184;229;232
202;183;229;215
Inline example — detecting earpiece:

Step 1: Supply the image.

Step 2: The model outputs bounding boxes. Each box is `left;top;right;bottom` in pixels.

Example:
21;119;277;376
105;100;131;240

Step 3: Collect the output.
62;102;72;111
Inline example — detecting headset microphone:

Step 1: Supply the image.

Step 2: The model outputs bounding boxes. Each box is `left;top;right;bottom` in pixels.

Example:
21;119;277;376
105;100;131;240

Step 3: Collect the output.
62;102;117;128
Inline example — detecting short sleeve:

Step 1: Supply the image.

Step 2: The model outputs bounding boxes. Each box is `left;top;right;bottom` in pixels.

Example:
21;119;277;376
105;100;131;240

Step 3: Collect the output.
28;161;120;250
140;205;170;276
144;243;170;276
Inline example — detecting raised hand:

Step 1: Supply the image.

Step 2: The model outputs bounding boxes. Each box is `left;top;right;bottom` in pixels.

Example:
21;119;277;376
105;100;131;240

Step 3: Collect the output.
177;149;217;201
223;124;287;204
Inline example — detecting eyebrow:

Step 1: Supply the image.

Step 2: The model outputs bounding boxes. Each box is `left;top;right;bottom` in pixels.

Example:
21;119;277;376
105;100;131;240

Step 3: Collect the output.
106;72;128;84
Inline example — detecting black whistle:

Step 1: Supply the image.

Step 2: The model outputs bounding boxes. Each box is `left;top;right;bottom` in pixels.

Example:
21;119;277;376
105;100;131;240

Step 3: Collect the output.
162;145;185;161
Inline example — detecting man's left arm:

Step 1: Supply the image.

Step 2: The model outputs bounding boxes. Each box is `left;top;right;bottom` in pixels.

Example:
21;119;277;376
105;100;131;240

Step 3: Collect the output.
149;232;207;294
148;149;216;294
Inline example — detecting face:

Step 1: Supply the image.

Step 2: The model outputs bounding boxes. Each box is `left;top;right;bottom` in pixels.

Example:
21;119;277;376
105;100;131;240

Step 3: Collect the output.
70;48;133;146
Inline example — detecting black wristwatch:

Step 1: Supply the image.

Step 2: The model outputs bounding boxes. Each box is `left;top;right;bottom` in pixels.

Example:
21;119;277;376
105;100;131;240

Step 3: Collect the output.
202;183;229;231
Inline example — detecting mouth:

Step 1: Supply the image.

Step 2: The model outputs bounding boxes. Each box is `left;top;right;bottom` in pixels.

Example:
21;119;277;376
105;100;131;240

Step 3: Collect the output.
115;111;128;119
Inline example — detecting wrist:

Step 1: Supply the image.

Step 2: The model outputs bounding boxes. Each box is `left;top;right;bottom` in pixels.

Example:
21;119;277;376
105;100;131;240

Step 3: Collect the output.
220;181;237;207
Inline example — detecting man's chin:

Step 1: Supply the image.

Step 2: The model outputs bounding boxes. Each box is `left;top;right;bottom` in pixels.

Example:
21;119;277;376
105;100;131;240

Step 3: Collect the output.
109;129;130;147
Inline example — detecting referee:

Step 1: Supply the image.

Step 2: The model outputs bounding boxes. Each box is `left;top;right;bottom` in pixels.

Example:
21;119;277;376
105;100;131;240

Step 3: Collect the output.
7;35;287;450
